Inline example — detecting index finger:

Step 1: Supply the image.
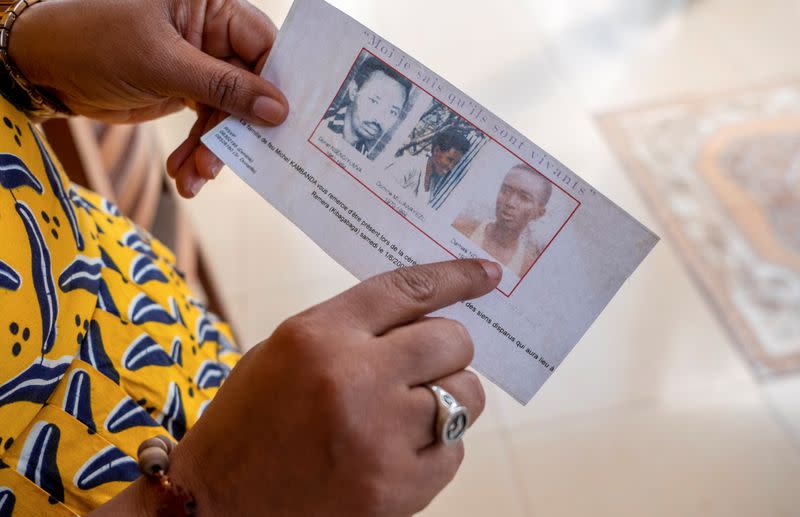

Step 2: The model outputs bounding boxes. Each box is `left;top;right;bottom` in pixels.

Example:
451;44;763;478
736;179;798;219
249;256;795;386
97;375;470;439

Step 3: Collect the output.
228;1;278;66
320;259;501;336
202;0;278;66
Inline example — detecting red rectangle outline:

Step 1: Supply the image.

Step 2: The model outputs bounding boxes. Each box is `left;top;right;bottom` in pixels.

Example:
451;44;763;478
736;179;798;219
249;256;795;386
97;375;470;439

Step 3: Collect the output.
307;48;581;298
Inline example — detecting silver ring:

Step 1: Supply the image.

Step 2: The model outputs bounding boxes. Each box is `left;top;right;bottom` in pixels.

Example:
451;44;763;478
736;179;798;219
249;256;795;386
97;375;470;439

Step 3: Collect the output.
426;384;469;445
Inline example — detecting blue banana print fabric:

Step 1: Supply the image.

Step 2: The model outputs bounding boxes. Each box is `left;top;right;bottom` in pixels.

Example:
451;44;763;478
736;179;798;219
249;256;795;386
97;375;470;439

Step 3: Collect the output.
0;357;72;408
73;446;139;491
17;421;65;503
122;334;174;371
0;486;15;517
0;91;239;515
0;260;21;291
62;370;96;433
104;397;159;434
0;153;41;193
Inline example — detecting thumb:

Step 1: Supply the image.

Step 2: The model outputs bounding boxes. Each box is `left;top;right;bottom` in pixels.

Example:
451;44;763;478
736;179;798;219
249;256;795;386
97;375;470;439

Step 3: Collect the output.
165;40;288;125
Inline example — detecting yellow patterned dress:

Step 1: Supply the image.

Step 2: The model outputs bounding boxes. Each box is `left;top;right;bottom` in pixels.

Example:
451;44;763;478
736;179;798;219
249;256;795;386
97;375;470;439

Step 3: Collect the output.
0;95;240;516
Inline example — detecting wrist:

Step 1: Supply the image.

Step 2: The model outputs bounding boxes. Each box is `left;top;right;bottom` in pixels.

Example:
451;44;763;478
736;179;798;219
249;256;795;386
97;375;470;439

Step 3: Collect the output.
2;0;71;116
87;439;213;517
6;0;51;88
165;440;219;517
86;476;162;517
131;476;167;517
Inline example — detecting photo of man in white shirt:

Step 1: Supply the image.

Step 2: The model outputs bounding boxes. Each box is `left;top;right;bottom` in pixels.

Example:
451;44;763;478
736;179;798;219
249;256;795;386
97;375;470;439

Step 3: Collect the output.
387;128;471;205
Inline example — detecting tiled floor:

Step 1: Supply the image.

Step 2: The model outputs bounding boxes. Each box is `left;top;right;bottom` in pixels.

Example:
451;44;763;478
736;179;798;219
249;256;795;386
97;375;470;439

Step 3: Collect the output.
151;0;800;515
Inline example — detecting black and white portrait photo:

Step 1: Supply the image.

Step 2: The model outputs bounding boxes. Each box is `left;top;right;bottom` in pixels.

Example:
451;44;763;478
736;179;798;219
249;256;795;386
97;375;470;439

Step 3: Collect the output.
386;100;487;210
320;51;418;161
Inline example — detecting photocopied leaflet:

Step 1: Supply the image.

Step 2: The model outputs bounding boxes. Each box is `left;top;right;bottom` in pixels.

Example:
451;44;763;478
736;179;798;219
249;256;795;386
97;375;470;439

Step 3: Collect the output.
202;0;659;404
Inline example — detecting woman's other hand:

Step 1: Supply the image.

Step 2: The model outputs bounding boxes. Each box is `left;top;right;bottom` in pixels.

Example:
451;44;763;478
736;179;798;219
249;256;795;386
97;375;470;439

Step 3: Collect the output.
9;0;288;197
172;259;500;516
91;260;501;516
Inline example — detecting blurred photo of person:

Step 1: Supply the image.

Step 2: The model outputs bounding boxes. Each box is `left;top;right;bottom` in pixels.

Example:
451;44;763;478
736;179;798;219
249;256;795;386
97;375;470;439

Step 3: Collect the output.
453;163;553;277
323;55;413;156
388;128;471;205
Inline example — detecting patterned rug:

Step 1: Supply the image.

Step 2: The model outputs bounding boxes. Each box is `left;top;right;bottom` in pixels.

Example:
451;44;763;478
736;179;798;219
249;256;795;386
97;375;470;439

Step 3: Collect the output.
598;84;800;378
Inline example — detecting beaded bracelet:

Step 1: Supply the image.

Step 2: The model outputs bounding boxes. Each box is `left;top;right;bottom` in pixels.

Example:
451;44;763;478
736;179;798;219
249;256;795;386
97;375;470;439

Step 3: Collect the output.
137;436;197;517
0;0;72;117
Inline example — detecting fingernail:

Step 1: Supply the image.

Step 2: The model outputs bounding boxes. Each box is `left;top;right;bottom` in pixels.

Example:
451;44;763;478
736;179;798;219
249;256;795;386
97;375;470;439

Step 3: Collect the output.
480;260;502;283
211;162;223;178
253;96;287;124
187;176;206;196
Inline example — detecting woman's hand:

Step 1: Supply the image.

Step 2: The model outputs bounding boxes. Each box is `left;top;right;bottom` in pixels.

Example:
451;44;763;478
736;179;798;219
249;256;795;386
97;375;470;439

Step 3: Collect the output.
9;0;288;197
91;259;501;517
